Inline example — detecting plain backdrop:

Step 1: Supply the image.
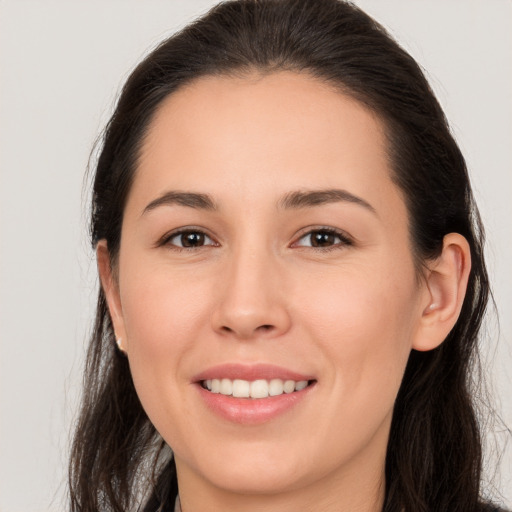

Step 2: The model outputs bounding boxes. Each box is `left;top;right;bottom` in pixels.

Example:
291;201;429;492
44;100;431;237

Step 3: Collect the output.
0;1;511;511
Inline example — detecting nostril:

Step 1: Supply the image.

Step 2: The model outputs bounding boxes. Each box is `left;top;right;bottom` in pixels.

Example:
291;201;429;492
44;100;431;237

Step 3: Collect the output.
219;325;273;334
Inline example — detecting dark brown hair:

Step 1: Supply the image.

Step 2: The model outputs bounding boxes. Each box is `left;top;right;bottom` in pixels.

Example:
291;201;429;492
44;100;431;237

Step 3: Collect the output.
70;1;493;511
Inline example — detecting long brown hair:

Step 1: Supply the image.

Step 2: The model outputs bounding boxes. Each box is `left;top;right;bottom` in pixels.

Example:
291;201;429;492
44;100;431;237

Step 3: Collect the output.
70;1;493;510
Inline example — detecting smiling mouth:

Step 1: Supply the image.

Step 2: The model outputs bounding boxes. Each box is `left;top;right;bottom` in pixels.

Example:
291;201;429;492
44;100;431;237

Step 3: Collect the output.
200;378;316;399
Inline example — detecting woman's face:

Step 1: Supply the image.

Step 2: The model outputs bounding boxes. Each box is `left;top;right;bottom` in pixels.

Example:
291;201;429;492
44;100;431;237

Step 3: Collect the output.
103;71;433;501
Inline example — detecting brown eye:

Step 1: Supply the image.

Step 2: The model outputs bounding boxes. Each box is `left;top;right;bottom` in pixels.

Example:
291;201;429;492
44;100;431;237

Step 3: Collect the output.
166;230;215;249
310;231;337;247
180;232;205;247
295;229;352;249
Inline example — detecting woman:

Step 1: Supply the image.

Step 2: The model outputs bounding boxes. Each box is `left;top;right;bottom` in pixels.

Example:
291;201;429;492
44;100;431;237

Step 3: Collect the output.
69;1;506;510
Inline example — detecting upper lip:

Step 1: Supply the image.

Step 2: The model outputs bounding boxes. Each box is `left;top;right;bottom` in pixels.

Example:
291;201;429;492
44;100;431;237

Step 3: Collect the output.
192;363;315;383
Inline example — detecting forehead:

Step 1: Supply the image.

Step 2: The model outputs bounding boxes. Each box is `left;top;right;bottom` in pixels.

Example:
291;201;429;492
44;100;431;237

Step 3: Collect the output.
133;70;403;218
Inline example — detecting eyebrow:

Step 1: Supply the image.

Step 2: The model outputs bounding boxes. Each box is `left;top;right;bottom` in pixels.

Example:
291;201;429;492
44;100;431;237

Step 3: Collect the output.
141;188;376;216
278;189;377;214
142;191;218;215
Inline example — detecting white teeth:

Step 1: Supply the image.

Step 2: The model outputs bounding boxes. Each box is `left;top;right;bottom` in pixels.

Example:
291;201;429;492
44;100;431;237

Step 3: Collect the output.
269;379;284;396
202;378;311;398
211;379;220;393
220;378;233;395
250;379;269;398
232;379;250;398
295;380;308;391
284;380;296;393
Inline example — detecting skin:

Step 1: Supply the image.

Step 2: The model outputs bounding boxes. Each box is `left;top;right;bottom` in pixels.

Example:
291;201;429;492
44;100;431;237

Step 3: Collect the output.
98;71;470;512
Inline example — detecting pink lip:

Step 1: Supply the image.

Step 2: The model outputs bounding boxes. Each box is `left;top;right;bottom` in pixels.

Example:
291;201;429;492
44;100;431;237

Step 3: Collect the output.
192;364;316;425
192;363;315;382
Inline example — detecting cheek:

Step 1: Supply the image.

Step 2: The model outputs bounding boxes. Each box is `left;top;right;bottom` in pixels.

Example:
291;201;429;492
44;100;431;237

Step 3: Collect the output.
120;261;212;354
118;258;216;418
300;260;418;405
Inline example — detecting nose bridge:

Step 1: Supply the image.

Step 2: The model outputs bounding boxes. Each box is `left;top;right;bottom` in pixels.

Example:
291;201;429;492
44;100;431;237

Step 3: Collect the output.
211;232;290;339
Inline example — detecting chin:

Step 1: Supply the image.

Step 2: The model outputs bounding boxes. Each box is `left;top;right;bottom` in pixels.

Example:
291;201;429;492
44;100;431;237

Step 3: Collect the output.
178;441;314;495
201;462;308;495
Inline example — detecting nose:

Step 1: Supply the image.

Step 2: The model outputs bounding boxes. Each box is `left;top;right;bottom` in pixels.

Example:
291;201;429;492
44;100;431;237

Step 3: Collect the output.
210;245;292;341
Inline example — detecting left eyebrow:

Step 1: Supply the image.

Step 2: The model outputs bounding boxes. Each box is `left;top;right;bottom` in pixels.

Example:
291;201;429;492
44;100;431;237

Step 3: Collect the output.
142;191;218;216
278;188;377;215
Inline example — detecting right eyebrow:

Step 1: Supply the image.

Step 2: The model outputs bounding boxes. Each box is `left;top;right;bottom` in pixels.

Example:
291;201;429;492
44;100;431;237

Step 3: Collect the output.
141;191;218;216
277;188;377;215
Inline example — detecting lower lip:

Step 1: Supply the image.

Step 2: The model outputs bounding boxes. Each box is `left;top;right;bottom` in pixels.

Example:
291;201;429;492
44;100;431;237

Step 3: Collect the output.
196;383;315;425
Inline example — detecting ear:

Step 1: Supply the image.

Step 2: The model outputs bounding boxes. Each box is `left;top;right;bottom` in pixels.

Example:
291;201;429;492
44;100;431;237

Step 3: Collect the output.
412;233;471;352
96;240;127;353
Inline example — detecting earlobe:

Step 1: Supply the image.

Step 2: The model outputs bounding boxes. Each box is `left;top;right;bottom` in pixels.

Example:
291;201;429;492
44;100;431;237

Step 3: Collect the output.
96;240;127;352
412;233;471;352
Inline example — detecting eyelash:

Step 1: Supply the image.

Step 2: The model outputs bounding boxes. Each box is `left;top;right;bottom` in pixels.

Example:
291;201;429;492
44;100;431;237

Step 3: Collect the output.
293;227;353;252
158;226;353;253
158;228;218;252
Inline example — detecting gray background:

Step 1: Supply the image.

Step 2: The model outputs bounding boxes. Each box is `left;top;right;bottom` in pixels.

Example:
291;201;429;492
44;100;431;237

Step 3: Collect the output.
1;1;510;510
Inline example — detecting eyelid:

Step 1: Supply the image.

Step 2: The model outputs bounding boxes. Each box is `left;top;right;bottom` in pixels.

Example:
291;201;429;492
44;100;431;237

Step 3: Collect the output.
156;225;354;252
157;226;218;250
291;226;354;250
